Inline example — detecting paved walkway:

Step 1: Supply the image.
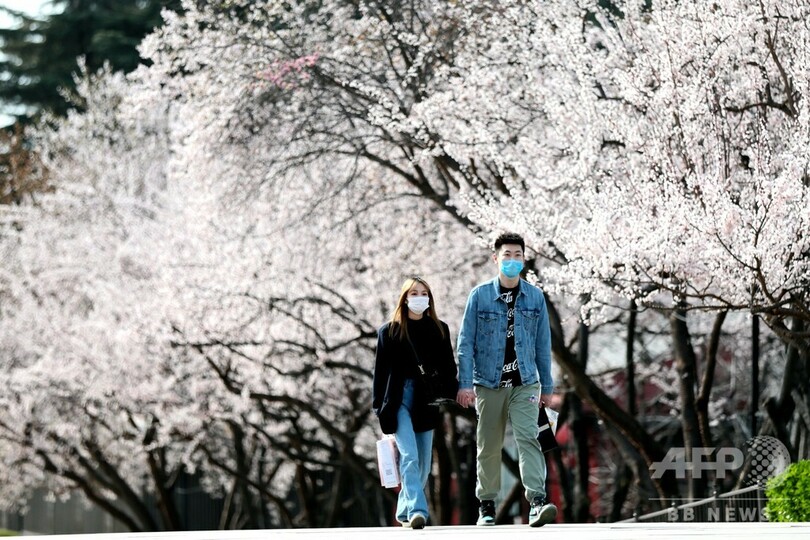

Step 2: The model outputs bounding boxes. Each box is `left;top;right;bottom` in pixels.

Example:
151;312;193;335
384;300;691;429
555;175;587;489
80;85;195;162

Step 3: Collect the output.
37;522;810;540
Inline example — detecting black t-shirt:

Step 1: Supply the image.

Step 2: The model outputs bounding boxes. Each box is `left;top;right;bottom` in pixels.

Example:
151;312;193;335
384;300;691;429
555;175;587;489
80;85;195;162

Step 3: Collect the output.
499;284;522;388
406;316;435;378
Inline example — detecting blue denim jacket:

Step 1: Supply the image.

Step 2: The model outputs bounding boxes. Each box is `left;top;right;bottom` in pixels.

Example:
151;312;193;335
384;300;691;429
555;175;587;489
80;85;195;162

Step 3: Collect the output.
457;277;554;392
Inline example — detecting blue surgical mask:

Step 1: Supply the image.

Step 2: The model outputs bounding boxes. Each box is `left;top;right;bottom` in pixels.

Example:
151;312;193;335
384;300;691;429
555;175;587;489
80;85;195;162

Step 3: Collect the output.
500;259;523;278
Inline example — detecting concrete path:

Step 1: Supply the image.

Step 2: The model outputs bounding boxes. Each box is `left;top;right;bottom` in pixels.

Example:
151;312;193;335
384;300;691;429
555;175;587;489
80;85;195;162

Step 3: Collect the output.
36;522;810;540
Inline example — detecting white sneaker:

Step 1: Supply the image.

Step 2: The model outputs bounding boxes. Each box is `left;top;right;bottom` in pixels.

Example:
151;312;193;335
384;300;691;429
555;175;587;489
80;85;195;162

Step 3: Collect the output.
529;497;557;527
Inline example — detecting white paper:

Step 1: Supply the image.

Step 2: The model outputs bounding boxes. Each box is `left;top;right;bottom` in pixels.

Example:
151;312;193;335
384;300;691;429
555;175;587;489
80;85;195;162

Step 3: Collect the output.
546;408;559;435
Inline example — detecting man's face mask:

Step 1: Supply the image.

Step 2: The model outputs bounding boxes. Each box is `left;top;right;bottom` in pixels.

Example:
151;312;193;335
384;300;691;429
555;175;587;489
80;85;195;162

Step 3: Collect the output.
500;259;524;278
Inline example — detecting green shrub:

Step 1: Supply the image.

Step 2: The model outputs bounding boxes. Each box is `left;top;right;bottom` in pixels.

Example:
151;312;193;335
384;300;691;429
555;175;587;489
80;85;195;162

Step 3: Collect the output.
766;460;810;522
0;529;18;537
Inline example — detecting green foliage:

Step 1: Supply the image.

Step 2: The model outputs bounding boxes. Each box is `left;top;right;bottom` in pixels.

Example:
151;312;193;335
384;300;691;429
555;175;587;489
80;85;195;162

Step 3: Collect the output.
0;529;18;536
766;460;810;522
0;0;182;125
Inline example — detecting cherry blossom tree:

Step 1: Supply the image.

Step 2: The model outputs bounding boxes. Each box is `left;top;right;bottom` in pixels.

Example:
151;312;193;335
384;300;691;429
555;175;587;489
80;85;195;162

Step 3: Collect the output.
0;68;185;530
129;0;623;519
130;0;741;511
0;54;487;529
431;0;810;500
4;0;806;528
430;0;809;348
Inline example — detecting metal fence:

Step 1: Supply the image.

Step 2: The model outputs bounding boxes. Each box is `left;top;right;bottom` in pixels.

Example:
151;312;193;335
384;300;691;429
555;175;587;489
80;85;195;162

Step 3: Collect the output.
620;484;767;523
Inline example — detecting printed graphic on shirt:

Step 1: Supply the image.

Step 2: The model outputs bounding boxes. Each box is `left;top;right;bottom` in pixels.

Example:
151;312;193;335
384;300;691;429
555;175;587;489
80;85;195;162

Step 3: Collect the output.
499;286;522;388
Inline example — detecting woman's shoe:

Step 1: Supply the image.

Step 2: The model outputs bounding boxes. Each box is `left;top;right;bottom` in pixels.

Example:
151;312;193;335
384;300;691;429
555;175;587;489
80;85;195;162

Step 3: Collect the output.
409;513;426;529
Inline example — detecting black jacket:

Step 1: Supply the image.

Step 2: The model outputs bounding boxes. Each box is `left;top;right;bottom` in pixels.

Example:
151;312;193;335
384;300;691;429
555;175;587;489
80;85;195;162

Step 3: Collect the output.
372;318;458;434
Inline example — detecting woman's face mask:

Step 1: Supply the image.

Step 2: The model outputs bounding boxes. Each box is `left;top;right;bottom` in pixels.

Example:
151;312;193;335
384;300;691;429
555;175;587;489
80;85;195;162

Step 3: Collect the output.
407;295;430;314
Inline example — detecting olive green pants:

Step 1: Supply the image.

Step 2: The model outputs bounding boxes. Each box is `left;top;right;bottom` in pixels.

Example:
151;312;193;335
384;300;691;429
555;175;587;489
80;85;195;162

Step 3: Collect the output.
474;383;547;502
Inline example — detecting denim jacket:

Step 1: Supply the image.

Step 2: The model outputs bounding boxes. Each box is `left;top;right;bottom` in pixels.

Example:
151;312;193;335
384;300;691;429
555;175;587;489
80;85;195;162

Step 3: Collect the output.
457;277;554;392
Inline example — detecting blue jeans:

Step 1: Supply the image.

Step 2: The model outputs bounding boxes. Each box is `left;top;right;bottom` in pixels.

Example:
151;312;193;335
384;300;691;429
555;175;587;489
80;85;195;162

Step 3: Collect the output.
395;379;433;522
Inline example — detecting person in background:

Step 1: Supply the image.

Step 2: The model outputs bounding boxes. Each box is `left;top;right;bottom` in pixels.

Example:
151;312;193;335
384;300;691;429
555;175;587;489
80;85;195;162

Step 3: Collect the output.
456;233;558;527
372;276;458;529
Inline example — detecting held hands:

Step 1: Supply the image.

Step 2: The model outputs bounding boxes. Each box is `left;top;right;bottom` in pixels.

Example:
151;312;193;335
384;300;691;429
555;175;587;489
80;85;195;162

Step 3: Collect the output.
456;388;475;408
455;389;557;408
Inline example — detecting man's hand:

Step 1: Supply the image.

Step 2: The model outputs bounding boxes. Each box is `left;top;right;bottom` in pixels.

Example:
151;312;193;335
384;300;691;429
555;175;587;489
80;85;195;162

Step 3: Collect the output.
540;394;558;407
457;388;475;408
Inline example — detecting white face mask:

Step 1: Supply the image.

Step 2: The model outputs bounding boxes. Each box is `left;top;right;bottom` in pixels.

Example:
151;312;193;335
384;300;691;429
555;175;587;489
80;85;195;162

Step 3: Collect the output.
407;296;430;314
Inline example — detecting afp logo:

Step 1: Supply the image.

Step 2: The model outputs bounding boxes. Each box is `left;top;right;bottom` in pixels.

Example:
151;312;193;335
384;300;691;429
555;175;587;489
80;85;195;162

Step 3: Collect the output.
650;436;790;481
743;436;791;485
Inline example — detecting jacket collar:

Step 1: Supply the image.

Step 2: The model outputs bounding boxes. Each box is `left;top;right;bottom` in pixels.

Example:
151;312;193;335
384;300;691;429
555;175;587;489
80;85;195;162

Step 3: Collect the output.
489;276;524;302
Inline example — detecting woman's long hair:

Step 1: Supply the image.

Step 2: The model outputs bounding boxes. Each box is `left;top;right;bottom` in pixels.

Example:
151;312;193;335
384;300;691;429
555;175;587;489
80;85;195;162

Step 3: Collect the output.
389;276;445;341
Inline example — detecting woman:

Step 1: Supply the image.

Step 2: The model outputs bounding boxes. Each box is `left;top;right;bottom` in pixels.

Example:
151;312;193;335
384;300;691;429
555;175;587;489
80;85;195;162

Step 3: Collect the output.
372;276;458;529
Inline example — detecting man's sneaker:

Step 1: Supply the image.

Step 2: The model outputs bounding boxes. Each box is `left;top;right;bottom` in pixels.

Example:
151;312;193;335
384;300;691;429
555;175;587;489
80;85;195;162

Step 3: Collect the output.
398;519;410;528
409;513;426;529
529;497;557;527
477;499;496;526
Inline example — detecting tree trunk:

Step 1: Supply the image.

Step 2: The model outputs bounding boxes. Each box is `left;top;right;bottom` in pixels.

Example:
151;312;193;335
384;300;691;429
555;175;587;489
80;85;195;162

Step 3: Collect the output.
554;397;575;522
146;448;182;530
670;307;706;501
609;463;633;523
545;295;680;503
447;408;478;524
432;415;453;525
604;424;660;519
751;314;760;435
696;310;727;449
570;314;592;522
764;316;805;461
626;301;638;418
230;423;261;529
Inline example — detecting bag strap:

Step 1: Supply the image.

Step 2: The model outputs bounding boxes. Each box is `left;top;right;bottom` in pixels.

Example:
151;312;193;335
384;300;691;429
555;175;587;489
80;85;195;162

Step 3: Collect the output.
405;334;430;380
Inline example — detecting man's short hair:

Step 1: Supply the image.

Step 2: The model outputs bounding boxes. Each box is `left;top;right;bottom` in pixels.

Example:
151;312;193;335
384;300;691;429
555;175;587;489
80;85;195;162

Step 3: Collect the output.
494;232;525;252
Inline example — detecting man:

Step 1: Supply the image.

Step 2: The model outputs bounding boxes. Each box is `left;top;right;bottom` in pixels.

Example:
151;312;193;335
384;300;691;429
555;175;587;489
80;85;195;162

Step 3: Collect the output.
456;232;557;527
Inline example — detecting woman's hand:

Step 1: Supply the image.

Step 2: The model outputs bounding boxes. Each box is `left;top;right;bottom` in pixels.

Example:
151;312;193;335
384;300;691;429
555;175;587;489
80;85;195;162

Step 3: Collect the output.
456;388;475;408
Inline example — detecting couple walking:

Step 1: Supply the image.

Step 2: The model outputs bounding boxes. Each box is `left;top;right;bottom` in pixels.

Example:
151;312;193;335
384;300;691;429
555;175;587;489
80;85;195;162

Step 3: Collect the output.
372;233;558;529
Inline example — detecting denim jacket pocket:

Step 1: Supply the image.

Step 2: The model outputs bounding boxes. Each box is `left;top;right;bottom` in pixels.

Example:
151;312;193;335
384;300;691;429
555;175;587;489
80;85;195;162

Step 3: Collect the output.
519;308;540;320
517;309;540;351
477;311;500;336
